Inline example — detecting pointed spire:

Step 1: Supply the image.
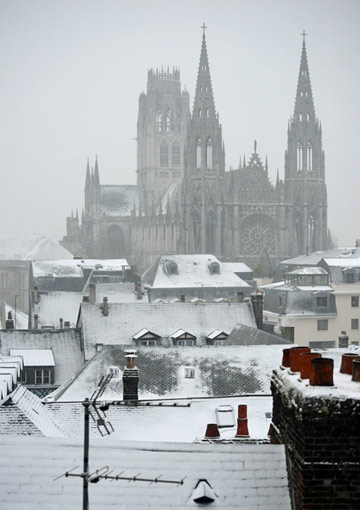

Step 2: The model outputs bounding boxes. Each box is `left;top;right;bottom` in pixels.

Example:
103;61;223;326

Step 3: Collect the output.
94;155;100;185
253;140;257;154
239;155;242;169
85;158;90;188
265;156;268;175
276;169;280;187
243;155;246;168
192;24;216;119
294;30;316;121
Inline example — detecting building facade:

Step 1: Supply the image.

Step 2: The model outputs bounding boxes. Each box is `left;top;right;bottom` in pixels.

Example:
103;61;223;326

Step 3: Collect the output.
62;31;329;272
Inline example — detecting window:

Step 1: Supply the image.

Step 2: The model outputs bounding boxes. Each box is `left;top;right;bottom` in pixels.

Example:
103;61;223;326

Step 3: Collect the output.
178;339;195;346
21;371;27;384
140;340;156;346
351;319;359;330
198;108;202;118
299;112;303;122
172;140;180;167
206;108;209;117
35;369;50;385
317;319;328;331
0;272;8;287
307;143;313;171
278;295;283;307
351;296;359;307
297;143;303;171
160;140;168;166
156;112;162;132
206;138;212;169
345;272;355;283
214;340;225;346
306;113;310;122
196;137;201;168
166;109;173;132
184;367;195;378
316;296;328;307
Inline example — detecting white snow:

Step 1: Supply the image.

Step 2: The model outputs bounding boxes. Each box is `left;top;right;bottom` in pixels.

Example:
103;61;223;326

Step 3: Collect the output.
10;348;55;366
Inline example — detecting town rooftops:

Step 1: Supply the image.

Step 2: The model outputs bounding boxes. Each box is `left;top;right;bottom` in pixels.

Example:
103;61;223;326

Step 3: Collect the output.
0;436;291;509
10;349;55;367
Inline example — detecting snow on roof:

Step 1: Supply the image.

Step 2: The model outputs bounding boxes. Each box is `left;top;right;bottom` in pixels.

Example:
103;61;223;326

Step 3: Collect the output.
4;303;28;329
143;254;250;289
227;325;290;346
0;385;67;437
222;262;253;273
33;291;83;328
0;235;73;260
133;328;160;340
286;267;328;275
94;282;142;303
32;258;129;278
80;302;257;358
281;247;360;266
0;436;291;509
207;329;228;339
10;349;55;366
322;257;360;268
0;329;83;385
77;258;129;271
100;185;139;216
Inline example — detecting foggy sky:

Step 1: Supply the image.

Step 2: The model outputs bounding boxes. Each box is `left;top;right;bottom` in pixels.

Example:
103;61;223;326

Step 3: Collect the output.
0;0;359;248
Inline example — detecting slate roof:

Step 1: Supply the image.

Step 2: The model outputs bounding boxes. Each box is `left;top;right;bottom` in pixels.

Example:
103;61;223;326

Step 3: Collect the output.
33;291;83;328
0;329;84;385
100;185;139;216
0;235;73;260
80;302;257;358
227;324;290;345
0;436;291;509
143;254;250;289
0;385;67;437
48;344;289;402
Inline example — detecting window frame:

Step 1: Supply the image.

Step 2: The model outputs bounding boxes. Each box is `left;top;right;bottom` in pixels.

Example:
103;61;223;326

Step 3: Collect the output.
317;319;328;331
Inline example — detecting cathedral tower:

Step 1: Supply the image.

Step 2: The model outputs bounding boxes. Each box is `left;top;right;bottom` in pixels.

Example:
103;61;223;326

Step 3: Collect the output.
183;25;225;255
136;67;190;210
284;32;328;255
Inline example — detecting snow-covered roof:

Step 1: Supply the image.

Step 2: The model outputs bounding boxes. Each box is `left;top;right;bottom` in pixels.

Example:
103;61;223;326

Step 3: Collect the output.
80;302;257;358
32;258;129;278
10;349;55;366
286;267;328;275
0;329;83;385
0;436;291;509
33;291;83;328
100;185;139;216
4;303;28;329
143;254;250;289
222;262;253;274
281;247;360;266
0;385;67;437
94;282;143;303
322;257;360;268
0;235;73;260
207;329;229;339
133;328;160;340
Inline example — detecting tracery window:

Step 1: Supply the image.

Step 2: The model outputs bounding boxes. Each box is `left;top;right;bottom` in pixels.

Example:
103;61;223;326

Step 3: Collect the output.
239;214;276;256
166;109;173;133
172;140;180;167
160;140;169;167
206;138;212;169
156;112;162;133
196;137;201;169
297;143;303;171
307;143;313;171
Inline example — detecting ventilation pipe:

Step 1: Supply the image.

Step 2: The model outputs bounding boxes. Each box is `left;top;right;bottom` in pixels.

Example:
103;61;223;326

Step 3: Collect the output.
59;318;64;329
251;292;263;329
89;283;96;304
5;311;14;330
33;286;39;304
33;314;39;330
123;349;139;401
352;360;360;382
102;297;109;316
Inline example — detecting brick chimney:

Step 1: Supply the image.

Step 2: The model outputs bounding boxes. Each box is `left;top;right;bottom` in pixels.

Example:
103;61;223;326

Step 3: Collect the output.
251;291;263;329
122;349;139;401
33;314;39;329
89;283;96;304
5;311;14;330
102;297;109;316
33;286;39;304
59;318;64;329
270;353;360;509
338;331;349;348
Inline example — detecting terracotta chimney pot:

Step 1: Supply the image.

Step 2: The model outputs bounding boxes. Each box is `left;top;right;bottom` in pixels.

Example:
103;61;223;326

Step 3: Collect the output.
300;352;322;379
282;348;292;367
352;360;360;382
235;404;250;437
340;353;360;375
310;358;334;386
204;423;220;439
289;346;311;372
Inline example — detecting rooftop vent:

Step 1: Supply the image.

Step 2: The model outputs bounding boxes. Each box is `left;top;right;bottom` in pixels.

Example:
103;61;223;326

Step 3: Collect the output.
208;261;220;275
164;260;178;275
192;479;217;504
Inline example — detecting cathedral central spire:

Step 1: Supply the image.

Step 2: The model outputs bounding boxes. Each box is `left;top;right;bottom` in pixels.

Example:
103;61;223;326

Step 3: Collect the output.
192;24;216;119
294;31;316;122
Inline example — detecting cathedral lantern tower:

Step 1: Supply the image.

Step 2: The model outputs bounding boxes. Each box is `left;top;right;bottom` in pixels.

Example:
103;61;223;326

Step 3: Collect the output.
136;67;190;210
184;25;225;255
284;32;328;255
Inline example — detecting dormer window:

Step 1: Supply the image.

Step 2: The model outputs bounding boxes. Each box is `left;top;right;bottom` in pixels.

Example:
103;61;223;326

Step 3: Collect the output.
133;328;161;346
316;295;328;307
206;330;229;346
208;261;220;274
172;329;196;346
164;260;178;275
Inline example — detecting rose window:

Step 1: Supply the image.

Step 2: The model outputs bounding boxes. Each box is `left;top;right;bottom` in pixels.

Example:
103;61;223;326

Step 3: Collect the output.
239;216;275;255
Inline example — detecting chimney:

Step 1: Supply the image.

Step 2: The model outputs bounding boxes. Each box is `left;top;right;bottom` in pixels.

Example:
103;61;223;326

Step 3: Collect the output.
59;318;64;329
352;360;360;382
340;353;360;375
250;292;263;329
289;346;311;372
83;296;89;302
33;286;39;304
135;281;142;300
5;311;14;330
33;314;39;329
299;352;322;379
235;405;250;438
122;349;139;401
102;297;109;316
179;294;185;303
237;291;244;303
64;321;70;328
204;423;220;440
309;357;334;386
338;331;349;348
89;283;96;304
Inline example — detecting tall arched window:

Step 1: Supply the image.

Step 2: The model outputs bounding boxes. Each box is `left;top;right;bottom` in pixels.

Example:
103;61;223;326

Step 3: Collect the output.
166;109;173;133
297;143;303;171
196;137;201;169
299;112;303;122
172;140;180;167
160;140;168;167
156;112;162;133
206;138;212;169
307;142;313;171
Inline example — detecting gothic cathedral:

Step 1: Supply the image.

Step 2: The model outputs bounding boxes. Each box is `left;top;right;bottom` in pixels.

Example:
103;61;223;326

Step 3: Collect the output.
62;30;329;273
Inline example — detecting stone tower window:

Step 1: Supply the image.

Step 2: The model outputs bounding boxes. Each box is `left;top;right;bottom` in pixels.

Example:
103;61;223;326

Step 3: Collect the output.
156;112;162;133
166;109;173;133
206;138;213;169
306;113;310;122
307;143;313;171
172;140;180;167
196;137;201;168
160;140;168;167
297;143;303;171
299;112;303;122
198;108;202;118
206;108;209;117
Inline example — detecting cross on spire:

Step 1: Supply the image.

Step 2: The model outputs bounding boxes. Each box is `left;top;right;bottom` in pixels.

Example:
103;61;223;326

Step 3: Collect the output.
301;30;307;43
201;23;207;37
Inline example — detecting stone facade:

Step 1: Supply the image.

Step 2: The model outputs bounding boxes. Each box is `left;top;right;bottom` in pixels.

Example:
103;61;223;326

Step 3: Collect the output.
62;32;329;273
